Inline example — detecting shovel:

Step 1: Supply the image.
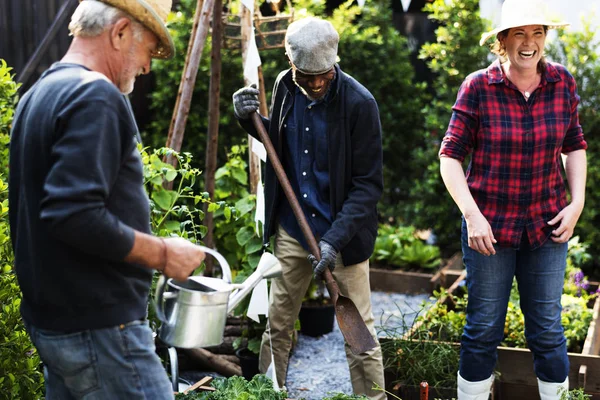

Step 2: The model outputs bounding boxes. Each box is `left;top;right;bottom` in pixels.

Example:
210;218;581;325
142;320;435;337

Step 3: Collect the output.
250;112;377;355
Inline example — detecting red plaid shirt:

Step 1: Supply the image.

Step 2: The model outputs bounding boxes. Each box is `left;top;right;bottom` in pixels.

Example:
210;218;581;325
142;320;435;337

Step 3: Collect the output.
440;60;587;249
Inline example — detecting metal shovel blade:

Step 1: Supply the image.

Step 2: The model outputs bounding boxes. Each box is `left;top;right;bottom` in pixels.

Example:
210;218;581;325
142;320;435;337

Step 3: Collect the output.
323;268;377;355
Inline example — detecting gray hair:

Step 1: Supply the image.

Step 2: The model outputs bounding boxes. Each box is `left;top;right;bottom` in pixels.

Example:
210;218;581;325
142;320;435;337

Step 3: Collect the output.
69;0;144;42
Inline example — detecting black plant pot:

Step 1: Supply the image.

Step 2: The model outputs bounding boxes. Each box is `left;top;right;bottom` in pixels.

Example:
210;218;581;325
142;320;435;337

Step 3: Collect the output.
298;302;335;337
235;347;260;381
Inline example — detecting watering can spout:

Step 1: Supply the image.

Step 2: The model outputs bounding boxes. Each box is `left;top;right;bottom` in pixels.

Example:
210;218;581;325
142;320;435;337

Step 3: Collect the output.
227;252;281;312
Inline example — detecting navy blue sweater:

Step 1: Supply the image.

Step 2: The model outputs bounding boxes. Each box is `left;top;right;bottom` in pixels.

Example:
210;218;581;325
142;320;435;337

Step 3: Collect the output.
9;63;152;331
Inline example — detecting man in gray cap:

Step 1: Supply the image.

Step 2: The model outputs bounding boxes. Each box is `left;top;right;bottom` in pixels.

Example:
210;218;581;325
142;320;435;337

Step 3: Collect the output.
233;17;385;399
10;0;204;398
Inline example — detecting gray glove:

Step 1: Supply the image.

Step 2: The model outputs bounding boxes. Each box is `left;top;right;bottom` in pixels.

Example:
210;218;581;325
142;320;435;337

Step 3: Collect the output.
232;84;260;119
308;240;337;279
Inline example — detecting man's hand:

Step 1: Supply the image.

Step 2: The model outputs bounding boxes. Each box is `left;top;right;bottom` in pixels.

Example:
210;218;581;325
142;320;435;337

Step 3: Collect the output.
232;84;260;119
162;237;206;281
307;240;337;279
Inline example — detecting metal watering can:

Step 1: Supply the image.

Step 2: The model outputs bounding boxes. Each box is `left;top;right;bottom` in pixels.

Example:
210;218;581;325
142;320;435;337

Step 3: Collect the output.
154;247;281;349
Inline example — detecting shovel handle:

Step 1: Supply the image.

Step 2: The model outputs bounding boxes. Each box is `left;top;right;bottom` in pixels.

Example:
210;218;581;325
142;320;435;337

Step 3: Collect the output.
249;112;342;301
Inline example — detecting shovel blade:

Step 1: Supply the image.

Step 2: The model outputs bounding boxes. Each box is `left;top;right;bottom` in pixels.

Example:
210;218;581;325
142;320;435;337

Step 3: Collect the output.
334;295;378;355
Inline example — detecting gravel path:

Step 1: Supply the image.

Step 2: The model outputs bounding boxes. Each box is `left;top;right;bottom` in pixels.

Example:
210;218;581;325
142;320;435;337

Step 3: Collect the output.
285;291;433;400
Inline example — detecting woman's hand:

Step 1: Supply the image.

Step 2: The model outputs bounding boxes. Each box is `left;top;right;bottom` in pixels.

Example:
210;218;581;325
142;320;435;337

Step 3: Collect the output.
547;203;584;243
465;212;497;256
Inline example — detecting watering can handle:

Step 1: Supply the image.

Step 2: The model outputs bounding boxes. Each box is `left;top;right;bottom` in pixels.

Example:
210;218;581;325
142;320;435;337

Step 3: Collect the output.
154;245;232;324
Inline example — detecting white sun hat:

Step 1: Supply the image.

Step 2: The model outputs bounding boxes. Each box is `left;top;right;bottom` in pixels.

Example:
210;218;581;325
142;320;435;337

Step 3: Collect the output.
479;0;569;46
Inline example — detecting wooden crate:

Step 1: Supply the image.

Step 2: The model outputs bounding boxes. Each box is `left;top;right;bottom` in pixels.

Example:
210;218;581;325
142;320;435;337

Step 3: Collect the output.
369;252;463;294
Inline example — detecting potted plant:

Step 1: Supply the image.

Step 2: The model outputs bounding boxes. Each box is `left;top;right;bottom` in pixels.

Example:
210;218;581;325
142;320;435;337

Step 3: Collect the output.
299;277;336;337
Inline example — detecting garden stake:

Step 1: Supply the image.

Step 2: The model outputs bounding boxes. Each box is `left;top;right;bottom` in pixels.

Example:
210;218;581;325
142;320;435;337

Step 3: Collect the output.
420;381;429;400
250;112;377;355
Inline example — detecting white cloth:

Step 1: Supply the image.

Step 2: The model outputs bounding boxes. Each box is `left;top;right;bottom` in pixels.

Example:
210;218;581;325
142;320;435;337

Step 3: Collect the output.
246;278;269;323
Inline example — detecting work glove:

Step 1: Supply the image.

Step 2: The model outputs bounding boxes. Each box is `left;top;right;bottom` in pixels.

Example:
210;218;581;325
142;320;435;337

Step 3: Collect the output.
232;84;260;120
308;240;337;280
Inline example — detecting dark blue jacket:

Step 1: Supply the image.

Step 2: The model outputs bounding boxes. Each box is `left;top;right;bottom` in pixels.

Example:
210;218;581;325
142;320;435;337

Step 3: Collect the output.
239;65;383;265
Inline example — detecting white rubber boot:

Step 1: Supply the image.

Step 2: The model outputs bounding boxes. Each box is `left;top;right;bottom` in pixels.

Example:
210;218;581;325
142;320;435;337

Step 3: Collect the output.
538;377;569;400
457;372;494;400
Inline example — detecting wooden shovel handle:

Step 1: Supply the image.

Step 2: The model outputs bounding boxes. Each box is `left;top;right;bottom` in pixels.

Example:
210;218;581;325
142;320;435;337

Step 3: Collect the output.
249;112;342;302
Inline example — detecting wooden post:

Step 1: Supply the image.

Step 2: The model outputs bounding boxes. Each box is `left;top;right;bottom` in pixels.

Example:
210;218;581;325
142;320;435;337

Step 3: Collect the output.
165;0;216;167
240;3;261;195
202;0;223;275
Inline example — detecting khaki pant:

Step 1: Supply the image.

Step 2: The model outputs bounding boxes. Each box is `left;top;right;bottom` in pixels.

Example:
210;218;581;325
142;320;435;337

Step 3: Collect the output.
259;226;386;400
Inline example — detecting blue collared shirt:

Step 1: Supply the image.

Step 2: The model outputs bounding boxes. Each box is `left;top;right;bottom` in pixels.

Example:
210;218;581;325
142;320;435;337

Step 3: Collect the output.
278;84;334;251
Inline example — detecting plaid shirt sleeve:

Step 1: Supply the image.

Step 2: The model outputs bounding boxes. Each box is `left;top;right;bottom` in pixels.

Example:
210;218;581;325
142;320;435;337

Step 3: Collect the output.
561;70;587;153
439;75;480;162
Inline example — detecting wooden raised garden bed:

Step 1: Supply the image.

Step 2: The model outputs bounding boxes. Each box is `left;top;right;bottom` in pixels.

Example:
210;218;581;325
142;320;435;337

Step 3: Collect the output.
381;275;600;400
369;252;463;294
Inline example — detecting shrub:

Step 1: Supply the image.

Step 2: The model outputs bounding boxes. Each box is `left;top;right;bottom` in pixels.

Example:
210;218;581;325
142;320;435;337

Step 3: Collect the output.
407;0;491;254
546;17;600;278
0;60;44;399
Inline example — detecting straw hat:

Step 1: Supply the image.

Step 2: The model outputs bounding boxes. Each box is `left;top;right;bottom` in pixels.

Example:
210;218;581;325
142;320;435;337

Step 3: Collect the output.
85;0;175;59
479;0;569;46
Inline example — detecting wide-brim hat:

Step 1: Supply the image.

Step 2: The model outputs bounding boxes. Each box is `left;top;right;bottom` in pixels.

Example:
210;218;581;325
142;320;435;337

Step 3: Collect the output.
83;0;175;59
479;0;569;46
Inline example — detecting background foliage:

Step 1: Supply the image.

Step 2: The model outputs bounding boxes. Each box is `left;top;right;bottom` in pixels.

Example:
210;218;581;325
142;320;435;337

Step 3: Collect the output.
0;61;44;400
546;18;600;277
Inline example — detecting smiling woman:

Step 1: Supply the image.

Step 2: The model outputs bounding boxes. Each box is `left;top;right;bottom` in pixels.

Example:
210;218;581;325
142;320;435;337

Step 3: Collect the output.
439;0;588;398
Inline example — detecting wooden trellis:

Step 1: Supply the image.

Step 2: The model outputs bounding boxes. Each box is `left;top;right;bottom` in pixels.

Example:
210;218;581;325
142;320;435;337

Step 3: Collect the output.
222;1;294;51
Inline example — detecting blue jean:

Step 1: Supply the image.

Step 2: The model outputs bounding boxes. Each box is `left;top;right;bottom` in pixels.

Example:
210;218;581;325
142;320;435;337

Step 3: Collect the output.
26;319;173;399
459;222;569;383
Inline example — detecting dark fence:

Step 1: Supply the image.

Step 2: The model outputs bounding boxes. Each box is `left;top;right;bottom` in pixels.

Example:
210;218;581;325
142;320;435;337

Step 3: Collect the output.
0;0;77;91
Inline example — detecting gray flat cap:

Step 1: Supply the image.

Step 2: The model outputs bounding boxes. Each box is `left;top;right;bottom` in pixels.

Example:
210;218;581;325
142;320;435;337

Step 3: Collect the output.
285;18;339;75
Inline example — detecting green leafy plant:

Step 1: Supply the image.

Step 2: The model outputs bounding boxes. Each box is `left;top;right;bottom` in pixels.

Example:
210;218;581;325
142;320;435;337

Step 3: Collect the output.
372;224;441;270
559;387;592;400
0;60;44;400
142;146;235;241
546;16;600;279
174;374;288;400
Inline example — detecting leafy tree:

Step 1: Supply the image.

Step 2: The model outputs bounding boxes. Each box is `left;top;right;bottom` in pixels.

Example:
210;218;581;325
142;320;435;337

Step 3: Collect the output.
546;17;600;277
0;60;44;400
407;0;491;253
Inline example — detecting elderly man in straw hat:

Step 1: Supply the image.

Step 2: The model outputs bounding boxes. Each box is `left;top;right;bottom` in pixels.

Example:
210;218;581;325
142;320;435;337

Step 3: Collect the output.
232;17;385;399
439;0;587;399
9;0;207;397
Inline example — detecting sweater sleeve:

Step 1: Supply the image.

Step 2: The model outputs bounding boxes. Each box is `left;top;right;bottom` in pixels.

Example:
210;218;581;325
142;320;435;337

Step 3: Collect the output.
39;97;136;261
322;97;383;251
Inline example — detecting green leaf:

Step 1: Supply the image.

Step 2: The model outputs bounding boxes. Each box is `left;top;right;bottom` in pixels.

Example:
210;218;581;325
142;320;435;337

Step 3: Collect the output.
164;220;180;231
236;226;255;246
245;238;263;254
235;196;255;217
152;189;173;211
165;169;178;182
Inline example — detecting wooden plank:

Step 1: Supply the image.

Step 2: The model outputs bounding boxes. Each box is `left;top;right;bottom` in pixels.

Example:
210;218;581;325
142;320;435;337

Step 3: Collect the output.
370;252;463;294
582;296;600;356
369;268;435;294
